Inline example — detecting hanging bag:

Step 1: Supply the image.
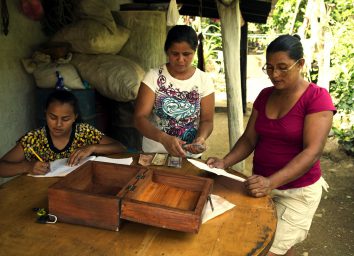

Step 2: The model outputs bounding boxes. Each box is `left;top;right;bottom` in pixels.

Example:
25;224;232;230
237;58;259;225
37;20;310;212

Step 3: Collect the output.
167;0;179;26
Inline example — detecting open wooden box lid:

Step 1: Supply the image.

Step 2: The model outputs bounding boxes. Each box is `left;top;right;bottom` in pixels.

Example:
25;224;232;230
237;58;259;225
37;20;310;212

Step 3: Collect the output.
48;161;213;233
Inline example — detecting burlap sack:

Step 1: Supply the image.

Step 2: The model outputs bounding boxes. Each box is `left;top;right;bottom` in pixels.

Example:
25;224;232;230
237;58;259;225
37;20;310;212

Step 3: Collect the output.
71;53;145;102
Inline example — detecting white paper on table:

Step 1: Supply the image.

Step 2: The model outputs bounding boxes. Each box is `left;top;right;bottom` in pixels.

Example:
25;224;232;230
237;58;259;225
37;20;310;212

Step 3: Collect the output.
187;159;246;182
28;156;133;178
202;194;236;224
93;156;133;165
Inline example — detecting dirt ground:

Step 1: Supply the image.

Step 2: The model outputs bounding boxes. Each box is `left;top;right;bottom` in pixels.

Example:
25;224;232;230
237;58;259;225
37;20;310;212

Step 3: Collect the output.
203;111;354;256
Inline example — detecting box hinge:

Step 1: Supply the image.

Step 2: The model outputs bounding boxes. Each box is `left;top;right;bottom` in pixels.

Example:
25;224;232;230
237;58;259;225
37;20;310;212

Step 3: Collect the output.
136;174;145;179
127;184;136;191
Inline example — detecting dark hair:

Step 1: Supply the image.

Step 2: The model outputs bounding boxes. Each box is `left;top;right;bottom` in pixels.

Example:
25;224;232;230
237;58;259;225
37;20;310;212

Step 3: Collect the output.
266;34;304;60
45;90;80;117
164;25;198;53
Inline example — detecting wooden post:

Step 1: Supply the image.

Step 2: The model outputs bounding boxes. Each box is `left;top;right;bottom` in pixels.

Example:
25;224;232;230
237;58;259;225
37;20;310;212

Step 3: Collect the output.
217;0;245;170
240;22;248;114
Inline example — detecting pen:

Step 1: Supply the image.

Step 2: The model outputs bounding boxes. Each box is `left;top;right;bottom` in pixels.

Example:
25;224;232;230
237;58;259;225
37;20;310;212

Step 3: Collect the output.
208;195;214;212
29;147;44;162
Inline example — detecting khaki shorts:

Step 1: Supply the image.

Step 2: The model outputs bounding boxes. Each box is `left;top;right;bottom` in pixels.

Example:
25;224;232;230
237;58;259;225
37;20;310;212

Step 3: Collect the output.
269;177;328;255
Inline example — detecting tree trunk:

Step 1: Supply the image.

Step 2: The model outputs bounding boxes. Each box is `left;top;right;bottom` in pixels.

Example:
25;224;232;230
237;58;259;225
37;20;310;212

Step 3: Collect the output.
297;0;332;90
316;0;332;91
289;0;302;34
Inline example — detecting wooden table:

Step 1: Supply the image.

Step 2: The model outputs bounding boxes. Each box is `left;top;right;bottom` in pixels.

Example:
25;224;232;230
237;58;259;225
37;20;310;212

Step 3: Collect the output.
0;154;276;256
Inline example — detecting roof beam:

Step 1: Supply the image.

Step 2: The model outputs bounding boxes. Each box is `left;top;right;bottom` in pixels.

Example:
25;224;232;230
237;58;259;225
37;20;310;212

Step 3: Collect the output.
127;0;273;23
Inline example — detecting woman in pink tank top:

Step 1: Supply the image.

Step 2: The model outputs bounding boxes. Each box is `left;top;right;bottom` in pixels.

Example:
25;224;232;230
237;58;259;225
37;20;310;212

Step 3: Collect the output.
207;35;336;256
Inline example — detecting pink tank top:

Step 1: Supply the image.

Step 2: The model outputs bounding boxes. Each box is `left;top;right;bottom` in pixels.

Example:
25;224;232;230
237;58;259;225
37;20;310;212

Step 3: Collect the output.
253;83;336;189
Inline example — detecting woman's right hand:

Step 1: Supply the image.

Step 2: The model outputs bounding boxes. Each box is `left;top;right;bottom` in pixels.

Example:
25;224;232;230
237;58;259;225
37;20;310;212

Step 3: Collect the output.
244;175;271;198
29;161;50;175
160;134;186;157
206;157;226;169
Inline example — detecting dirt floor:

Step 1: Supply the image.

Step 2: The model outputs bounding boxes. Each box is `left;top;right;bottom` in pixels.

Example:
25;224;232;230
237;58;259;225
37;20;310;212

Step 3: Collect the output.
202;111;354;256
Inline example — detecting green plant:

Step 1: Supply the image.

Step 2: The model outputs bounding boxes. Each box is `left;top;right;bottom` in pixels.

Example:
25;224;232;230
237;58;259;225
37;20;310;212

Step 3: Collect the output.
180;16;225;89
327;0;354;155
185;17;223;70
332;125;354;156
251;0;306;35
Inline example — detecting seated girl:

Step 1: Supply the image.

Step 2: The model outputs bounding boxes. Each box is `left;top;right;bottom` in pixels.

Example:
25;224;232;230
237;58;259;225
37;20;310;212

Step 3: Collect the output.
0;90;126;177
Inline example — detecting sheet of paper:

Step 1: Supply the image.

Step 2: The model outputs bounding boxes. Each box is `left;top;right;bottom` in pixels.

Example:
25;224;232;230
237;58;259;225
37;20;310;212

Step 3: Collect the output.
28;156;95;178
202;194;236;224
187;159;246;182
28;156;133;178
93;156;133;165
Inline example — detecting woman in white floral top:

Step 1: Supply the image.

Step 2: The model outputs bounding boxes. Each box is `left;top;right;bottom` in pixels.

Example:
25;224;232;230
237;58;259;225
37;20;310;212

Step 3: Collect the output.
134;25;215;158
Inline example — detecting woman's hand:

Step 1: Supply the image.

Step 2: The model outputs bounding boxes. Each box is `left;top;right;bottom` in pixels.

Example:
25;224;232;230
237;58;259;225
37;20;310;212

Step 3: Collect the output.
68;145;95;166
244;175;272;198
206;157;226;169
29;161;50;175
160;134;186;157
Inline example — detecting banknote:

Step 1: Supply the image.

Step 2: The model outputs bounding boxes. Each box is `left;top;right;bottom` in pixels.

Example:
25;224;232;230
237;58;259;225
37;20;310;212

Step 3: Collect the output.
138;154;153;166
151;153;168;166
167;156;182;168
182;143;206;151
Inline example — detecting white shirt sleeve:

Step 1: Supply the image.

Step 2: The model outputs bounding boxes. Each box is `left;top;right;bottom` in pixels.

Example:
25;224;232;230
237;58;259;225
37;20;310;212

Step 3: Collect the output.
142;68;158;92
199;70;215;97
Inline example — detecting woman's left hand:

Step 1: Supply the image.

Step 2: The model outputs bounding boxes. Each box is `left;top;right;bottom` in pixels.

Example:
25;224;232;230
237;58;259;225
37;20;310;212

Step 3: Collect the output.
67;145;95;166
244;175;272;198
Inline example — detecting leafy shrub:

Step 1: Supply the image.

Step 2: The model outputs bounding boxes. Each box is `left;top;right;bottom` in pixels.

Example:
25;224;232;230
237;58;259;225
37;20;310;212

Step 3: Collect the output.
328;0;354;155
332;125;354;156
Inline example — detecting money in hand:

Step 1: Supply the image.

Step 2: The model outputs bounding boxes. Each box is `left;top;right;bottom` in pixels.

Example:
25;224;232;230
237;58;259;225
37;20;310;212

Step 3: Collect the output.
182;143;206;151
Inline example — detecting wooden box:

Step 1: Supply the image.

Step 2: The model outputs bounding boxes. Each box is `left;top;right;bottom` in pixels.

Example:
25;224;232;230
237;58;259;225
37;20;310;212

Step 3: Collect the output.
48;161;213;233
